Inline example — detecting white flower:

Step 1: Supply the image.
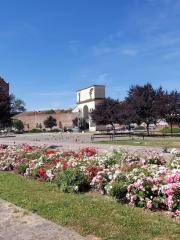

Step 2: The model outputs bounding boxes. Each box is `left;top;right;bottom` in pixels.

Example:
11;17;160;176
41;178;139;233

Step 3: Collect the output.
56;162;62;168
171;148;178;154
46;170;54;180
35;160;44;168
80;166;86;171
74;186;79;191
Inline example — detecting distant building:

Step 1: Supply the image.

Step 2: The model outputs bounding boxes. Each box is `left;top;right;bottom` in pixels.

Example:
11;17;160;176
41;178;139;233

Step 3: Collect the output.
77;85;106;131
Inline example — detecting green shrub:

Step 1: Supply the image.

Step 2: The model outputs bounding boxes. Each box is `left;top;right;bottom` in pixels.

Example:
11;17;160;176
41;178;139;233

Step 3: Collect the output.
109;181;128;201
67;129;73;132
15;130;24;134
135;126;145;130
50;129;59;132
13;120;24;130
7;127;12;133
43;109;56;114
55;168;91;193
161;128;180;133
29;129;42;133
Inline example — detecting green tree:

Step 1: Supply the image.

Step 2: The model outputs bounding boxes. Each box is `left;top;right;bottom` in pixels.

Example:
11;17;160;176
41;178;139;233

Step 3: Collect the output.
39;123;42;129
11;94;26;113
59;121;62;128
13;120;24;130
36;123;39;128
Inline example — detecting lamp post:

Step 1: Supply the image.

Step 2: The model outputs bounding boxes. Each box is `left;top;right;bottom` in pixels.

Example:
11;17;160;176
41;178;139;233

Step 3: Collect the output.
117;88;119;101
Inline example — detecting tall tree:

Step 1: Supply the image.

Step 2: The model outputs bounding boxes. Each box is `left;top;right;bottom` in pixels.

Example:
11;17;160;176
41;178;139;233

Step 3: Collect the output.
117;101;138;129
11;94;26;113
161;90;180;136
13;120;24;130
72;117;78;127
124;83;165;134
43;116;57;130
90;97;121;129
0;86;12;127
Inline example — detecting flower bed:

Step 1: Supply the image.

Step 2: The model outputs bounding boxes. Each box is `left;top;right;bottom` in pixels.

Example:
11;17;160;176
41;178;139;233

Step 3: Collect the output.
1;144;180;217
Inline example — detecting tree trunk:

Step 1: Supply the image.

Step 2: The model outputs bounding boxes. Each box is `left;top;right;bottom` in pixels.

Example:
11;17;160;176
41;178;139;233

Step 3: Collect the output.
171;123;173;137
146;123;150;135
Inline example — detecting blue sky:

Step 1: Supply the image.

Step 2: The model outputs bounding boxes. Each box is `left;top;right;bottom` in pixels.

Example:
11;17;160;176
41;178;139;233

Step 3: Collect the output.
1;0;180;111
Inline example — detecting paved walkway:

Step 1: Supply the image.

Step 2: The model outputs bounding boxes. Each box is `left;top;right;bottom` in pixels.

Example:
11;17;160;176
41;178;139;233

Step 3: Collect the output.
0;132;177;159
0;199;91;240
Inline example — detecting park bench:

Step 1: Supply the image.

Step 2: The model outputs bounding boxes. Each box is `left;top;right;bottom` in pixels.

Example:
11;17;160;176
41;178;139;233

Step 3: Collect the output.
91;130;167;142
91;131;133;142
148;130;167;138
91;132;114;142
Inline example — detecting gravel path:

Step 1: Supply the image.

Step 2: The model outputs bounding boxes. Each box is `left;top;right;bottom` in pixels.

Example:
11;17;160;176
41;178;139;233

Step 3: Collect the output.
0;132;177;159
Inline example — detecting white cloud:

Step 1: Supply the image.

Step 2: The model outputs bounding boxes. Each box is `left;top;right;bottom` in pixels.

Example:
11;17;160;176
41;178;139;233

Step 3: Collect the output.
91;46;112;56
96;74;109;84
122;49;137;55
117;31;123;38
68;40;80;52
164;51;180;59
32;91;74;96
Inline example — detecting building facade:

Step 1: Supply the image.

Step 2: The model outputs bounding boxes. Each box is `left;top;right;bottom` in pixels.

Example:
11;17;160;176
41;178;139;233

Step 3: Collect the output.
77;85;106;131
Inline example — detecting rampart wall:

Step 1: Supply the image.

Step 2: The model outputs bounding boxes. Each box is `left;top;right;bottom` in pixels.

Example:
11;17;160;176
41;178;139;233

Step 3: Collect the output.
12;110;78;130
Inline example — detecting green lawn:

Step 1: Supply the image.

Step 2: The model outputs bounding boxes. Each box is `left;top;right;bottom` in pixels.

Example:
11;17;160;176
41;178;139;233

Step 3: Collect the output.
94;138;180;148
1;172;180;240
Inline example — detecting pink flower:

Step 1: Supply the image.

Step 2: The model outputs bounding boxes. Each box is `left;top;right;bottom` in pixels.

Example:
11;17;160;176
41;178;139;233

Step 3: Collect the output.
158;177;162;182
147;200;152;209
176;210;180;215
133;195;137;200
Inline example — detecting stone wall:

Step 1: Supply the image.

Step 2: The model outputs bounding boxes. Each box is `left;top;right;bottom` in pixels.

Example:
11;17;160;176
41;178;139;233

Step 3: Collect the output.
12;110;78;130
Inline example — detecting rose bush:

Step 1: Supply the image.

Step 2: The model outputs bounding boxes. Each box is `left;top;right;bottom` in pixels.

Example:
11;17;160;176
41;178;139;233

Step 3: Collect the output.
1;144;180;216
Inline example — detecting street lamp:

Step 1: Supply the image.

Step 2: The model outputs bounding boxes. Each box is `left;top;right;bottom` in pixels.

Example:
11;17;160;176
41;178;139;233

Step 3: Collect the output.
117;88;119;101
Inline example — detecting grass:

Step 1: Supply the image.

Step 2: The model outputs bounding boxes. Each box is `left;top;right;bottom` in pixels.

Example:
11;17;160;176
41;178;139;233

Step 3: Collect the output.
1;172;180;239
93;138;180;148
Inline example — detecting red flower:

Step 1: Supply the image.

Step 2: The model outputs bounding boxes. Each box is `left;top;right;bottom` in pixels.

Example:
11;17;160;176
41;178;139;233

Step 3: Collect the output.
43;173;48;178
63;160;67;167
39;167;44;176
86;164;103;178
37;178;43;182
46;150;55;155
27;146;33;150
